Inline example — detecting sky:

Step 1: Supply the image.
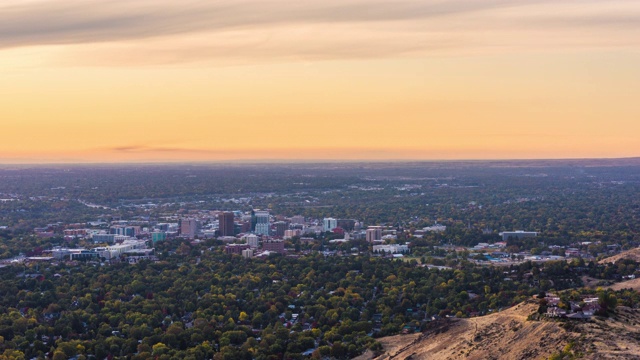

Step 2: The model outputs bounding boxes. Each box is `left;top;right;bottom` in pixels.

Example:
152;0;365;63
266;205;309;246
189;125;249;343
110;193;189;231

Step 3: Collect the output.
1;0;640;163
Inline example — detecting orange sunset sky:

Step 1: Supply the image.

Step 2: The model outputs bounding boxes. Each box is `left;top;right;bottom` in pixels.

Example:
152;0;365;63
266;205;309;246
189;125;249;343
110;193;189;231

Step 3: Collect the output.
1;0;640;163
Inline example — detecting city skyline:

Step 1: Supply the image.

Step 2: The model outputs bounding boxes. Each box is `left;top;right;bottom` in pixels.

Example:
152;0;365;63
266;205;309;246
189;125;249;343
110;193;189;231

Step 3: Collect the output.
2;0;640;163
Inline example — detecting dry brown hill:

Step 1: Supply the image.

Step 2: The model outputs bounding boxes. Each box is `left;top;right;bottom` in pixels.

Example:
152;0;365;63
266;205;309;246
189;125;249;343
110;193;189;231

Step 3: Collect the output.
599;248;640;264
607;277;640;292
358;300;640;360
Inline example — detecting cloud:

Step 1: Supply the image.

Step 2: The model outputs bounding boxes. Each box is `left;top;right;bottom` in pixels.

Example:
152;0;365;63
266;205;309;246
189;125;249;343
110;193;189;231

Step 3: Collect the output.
100;143;616;162
112;146;145;152
110;145;211;153
1;0;639;64
104;145;453;161
0;0;540;48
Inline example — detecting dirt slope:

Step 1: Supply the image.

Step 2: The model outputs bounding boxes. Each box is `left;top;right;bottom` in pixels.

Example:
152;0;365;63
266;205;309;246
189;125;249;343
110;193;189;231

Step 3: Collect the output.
364;300;640;360
599;248;640;264
607;278;640;291
578;306;640;359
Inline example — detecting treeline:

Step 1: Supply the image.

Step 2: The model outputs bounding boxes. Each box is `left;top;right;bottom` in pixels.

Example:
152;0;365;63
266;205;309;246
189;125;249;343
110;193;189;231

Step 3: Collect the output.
0;241;638;359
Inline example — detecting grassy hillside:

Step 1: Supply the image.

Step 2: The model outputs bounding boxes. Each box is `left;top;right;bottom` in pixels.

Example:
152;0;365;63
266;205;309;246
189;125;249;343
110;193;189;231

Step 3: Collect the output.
364;300;640;360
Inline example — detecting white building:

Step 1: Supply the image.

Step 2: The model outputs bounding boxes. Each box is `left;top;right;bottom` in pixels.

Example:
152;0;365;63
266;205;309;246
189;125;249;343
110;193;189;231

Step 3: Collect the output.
323;218;337;232
243;234;260;248
95;240;149;260
242;249;254;259
373;244;409;254
423;224;447;232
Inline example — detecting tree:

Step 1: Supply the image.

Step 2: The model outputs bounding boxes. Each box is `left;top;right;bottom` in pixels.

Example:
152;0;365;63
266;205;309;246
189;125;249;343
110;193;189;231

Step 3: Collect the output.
598;291;618;315
152;342;169;355
239;311;249;322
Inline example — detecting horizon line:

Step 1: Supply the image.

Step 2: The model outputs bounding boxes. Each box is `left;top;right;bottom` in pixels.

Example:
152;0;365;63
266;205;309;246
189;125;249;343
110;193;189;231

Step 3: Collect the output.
1;155;640;167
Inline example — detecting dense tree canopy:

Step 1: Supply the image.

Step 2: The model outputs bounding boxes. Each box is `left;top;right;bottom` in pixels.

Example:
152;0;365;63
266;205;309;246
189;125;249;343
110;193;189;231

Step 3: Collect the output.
0;243;636;359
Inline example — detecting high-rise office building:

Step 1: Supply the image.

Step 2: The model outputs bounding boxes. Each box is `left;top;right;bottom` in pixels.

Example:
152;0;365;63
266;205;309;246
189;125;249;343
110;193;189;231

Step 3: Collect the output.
180;218;199;239
240;220;252;233
366;227;383;243
323;218;337;232
250;210;258;232
274;221;288;237
254;211;270;236
218;212;235;237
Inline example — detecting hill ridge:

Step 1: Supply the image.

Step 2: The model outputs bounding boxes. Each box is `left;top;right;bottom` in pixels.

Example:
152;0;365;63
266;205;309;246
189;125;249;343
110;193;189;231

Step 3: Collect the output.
360;299;640;360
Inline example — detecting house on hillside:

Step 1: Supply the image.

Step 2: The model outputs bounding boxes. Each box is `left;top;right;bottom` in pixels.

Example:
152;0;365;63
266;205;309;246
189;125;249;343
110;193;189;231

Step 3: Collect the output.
546;307;567;317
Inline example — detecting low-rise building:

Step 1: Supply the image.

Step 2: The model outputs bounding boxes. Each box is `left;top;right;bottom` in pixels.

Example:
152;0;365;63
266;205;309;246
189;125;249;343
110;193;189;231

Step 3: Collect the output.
69;249;99;261
151;232;167;242
284;229;302;239
243;234;259;248
499;231;538;241
93;233;116;244
95;240;149;260
423;224;447;232
373;244;409;254
263;240;285;254
225;244;250;255
242;248;254;258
